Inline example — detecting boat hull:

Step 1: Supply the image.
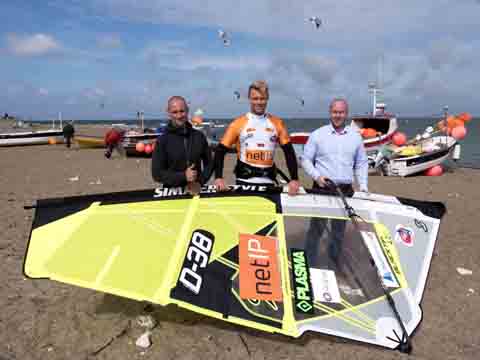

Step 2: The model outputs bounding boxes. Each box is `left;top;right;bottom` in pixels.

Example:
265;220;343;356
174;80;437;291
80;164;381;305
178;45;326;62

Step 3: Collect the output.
75;136;105;149
382;136;456;177
0;130;64;147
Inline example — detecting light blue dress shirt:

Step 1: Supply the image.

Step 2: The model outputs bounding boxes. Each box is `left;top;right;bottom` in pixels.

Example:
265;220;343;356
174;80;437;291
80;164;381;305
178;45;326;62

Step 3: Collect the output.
301;123;369;191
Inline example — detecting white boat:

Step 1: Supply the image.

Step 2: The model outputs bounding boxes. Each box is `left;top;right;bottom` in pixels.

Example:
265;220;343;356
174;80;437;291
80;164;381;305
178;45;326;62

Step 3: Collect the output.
376;136;457;177
0;128;64;146
0;113;67;147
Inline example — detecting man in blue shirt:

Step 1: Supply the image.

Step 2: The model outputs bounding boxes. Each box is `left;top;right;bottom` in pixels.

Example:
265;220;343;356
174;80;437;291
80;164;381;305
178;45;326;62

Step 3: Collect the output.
301;98;369;268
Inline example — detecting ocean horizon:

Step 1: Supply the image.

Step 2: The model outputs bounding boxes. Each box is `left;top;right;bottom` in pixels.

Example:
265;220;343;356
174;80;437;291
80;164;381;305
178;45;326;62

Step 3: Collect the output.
25;116;479;169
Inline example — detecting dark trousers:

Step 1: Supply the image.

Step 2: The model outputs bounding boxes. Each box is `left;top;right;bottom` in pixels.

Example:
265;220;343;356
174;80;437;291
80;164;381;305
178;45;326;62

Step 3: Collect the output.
65;136;72;148
305;217;347;268
305;182;353;268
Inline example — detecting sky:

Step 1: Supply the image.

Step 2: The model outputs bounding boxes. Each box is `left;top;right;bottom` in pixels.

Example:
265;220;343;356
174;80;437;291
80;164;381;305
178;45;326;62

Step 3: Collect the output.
0;0;479;120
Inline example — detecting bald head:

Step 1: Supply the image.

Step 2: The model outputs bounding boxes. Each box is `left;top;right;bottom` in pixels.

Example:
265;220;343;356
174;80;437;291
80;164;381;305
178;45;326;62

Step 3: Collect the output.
329;97;349;130
167;96;189;111
329;98;349;113
167;96;189;127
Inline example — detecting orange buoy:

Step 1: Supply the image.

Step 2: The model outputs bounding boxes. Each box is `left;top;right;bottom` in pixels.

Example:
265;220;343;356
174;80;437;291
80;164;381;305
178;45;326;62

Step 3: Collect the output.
48;137;57;145
135;142;145;152
457;112;472;123
425;165;443;176
392;132;407;146
144;143;153;154
446;116;463;130
451;125;467;140
360;128;378;138
191;115;203;126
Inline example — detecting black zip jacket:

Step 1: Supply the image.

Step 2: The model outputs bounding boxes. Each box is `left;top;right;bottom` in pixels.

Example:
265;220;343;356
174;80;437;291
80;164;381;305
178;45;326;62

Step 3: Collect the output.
151;121;212;187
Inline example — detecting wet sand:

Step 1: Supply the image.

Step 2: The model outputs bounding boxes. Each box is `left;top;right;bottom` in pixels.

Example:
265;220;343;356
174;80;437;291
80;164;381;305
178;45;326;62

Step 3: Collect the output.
0;124;478;360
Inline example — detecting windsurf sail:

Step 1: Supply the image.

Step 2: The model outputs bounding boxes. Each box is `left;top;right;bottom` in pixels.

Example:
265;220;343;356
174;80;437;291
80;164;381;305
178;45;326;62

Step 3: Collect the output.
23;185;445;352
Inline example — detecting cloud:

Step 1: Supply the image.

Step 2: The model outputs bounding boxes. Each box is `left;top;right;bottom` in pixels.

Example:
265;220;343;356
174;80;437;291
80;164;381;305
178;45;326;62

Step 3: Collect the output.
38;88;49;96
6;33;61;56
96;34;122;49
140;41;270;71
69;1;478;46
82;87;106;100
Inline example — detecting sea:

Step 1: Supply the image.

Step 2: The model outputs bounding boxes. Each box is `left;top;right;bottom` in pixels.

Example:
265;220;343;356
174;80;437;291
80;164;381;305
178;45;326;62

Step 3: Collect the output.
34;117;480;168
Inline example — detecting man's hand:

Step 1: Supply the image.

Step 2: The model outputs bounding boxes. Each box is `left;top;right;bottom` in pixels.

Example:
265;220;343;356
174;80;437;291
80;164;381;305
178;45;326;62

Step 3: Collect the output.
214;178;228;191
287;180;300;196
187;181;201;195
315;176;329;187
185;165;197;183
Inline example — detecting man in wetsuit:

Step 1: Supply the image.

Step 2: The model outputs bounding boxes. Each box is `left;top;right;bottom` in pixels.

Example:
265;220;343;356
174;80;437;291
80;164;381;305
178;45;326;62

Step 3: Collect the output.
213;80;300;195
151;96;211;191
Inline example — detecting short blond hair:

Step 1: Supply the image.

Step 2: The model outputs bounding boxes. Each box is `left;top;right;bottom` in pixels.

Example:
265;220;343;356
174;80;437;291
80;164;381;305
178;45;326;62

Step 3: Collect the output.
248;80;269;99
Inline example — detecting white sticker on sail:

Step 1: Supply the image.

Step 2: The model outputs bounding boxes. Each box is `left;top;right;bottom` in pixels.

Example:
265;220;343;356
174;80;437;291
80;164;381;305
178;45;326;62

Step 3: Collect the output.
310;268;341;303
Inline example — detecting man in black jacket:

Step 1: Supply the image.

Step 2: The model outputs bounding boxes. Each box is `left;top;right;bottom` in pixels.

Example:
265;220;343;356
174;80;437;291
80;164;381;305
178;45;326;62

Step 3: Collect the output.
62;121;75;148
151;96;212;189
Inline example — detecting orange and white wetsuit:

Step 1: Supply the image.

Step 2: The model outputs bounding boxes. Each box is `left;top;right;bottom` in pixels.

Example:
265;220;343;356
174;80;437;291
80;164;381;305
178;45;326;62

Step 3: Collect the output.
219;112;290;183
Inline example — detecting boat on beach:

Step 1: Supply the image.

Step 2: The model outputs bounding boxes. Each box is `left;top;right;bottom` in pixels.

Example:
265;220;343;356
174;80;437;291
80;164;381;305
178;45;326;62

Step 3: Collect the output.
0;128;64;147
0;115;66;147
75;135;105;149
375;136;457;177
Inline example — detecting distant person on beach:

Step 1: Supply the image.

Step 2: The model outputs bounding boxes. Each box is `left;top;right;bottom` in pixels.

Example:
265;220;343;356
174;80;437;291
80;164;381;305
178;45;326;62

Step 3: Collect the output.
104;127;126;158
301;98;368;267
151;96;212;192
213;80;300;195
62;122;75;148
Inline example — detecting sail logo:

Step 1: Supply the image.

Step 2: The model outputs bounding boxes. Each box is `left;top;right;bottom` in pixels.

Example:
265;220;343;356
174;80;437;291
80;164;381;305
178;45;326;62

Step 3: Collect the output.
290;249;314;314
361;231;400;288
154;185;270;198
414;219;428;233
395;225;414;247
178;230;214;294
239;234;282;301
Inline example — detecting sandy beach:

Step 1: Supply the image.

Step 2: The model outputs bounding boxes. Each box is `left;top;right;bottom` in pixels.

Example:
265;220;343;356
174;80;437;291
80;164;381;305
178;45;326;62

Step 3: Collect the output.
1;124;479;360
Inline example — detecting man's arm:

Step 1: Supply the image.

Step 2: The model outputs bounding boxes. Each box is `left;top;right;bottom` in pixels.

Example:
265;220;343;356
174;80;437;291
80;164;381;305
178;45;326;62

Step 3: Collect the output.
151;137;187;186
353;140;369;192
280;142;298;180
199;134;213;185
213;144;228;179
301;133;322;181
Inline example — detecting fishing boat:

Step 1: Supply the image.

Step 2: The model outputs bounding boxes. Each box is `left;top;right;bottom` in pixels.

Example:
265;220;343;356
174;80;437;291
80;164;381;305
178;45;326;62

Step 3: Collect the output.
375;136;457;177
351;83;398;157
0;115;65;147
75;135;105;149
0;128;64;147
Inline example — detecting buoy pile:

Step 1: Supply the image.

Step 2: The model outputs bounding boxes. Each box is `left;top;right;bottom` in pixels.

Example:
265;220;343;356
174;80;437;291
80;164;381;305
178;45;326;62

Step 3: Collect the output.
135;141;155;155
436;112;471;140
360;128;381;138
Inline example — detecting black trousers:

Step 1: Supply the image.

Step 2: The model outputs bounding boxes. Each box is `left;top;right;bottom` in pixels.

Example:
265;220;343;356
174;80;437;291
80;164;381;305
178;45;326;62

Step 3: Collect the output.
305;182;353;268
65;136;72;148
